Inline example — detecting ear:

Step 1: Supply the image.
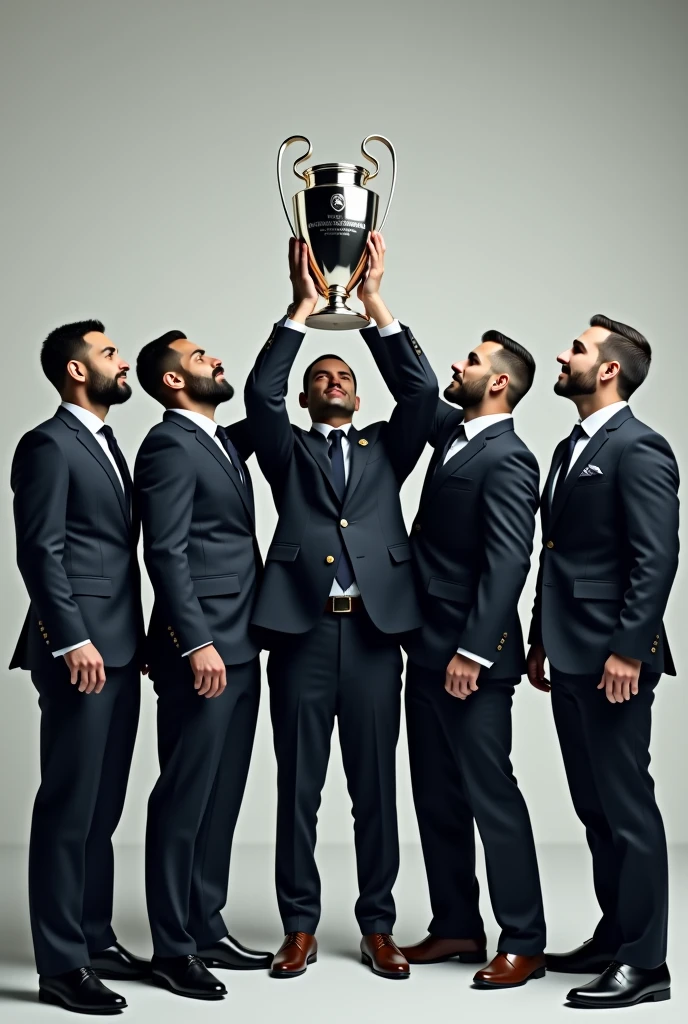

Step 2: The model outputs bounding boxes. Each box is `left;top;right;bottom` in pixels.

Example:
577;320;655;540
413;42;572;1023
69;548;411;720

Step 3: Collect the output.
354;395;361;412
491;373;509;394
162;370;185;391
66;359;87;383
600;360;621;382
298;392;308;409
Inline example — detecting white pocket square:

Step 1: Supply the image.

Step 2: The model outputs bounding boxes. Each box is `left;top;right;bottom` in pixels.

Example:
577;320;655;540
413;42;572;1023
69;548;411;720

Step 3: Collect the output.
579;464;603;477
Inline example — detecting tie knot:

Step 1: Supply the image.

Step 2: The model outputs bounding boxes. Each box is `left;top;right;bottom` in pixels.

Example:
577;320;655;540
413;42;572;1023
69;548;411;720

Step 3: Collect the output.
99;424;114;442
215;425;228;442
329;429;344;444
570;423;586;443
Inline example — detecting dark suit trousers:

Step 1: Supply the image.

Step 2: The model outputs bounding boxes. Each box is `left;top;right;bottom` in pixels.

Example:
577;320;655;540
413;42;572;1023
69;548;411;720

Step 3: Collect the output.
550;666;667;968
29;659;140;977
145;657;260;956
268;612;403;935
406;661;546;955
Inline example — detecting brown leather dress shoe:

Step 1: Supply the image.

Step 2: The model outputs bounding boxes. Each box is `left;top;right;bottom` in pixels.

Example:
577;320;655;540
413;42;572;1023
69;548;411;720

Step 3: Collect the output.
270;933;317;978
361;934;410;980
399;934;487;965
473;952;546;988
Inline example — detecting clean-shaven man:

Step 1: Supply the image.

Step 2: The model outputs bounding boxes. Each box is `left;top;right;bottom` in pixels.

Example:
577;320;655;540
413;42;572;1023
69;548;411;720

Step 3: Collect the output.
527;314;679;1009
245;234;437;980
374;328;547;987
11;320;148;1015
135;332;271;1001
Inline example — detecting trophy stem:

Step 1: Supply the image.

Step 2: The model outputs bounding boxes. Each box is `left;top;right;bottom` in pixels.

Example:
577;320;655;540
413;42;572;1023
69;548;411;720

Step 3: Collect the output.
305;286;370;331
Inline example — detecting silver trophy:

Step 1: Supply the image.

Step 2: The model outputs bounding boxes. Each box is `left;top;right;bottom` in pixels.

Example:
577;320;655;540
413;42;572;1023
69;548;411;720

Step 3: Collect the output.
277;135;396;330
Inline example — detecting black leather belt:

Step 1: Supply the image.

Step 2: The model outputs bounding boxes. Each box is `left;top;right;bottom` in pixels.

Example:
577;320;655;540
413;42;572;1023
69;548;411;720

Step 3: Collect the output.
324;596;363;614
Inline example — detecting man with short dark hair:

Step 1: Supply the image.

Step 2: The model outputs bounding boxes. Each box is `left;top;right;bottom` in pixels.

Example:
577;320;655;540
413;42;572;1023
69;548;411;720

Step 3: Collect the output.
11;321;148;1014
527;315;679;1009
134;330;271;1001
376;330;547;988
245;234;437;980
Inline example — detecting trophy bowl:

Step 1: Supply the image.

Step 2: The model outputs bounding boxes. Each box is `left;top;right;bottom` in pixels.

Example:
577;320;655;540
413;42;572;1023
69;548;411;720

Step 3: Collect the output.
277;135;396;330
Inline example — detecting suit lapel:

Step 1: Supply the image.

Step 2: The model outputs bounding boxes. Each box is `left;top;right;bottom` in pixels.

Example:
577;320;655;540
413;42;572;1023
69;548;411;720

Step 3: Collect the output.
194;428;255;522
426;418;515;502
343;425;372;506
302;428;341;505
56;407;130;526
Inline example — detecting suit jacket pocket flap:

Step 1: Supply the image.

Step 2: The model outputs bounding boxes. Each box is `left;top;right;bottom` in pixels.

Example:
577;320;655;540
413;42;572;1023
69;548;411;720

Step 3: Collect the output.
68;576;113;597
445;475;473;490
573;579;622;600
388;542;412;563
266;542;300;562
427;576;472;603
193;574;241;597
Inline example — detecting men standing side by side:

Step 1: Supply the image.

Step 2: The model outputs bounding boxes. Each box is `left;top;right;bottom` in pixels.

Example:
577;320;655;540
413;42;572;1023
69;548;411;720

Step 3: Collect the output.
378;329;549;988
527;315;679;1009
10;321;148;1015
135;333;272;1001
245;234;437;980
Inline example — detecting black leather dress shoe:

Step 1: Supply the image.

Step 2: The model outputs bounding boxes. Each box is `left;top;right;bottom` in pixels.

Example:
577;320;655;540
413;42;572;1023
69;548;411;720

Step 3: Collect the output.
197;934;273;970
546;937;616;974
151;954;226;1000
567;961;671;1008
90;942;150;981
39;967;127;1014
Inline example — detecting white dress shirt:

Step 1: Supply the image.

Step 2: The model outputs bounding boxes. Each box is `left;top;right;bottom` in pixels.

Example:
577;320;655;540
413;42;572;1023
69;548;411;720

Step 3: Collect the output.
442;412;514;668
311;421;361;597
550;401;628;499
53;403;126;658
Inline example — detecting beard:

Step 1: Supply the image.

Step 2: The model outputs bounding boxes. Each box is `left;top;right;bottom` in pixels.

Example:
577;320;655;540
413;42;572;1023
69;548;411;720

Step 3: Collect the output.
310;390;356;419
444;372;491;408
183;367;235;407
554;364;598;397
85;368;132;406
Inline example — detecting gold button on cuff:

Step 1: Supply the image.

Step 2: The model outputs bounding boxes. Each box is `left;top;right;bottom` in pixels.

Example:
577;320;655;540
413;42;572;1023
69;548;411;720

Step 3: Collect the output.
546;540;554;549
326;555;335;564
38;621;43;626
503;632;508;638
651;647;657;653
497;644;503;651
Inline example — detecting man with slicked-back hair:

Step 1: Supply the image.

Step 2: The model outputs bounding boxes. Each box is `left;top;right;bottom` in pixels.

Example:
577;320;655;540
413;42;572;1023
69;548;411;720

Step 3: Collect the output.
528;315;679;1009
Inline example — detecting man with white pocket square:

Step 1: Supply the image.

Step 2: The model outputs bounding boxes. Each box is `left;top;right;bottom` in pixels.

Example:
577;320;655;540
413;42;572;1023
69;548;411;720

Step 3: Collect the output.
527;314;679;1009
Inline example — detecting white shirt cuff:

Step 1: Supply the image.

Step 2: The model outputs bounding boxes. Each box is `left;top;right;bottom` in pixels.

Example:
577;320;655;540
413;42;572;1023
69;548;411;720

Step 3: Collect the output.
53;639;91;658
376;318;402;337
182;642;213;657
457;647;494;669
284;317;307;334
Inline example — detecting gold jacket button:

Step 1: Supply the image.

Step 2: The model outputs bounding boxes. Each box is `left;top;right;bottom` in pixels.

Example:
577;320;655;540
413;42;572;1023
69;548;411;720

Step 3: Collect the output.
497;644;503;651
358;438;368;446
413;523;421;532
651;647;657;653
546;540;554;549
326;555;335;564
340;519;348;528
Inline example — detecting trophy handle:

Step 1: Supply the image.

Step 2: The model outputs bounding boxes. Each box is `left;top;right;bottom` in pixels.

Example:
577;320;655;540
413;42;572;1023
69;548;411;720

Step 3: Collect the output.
277;135;313;235
360;135;397;232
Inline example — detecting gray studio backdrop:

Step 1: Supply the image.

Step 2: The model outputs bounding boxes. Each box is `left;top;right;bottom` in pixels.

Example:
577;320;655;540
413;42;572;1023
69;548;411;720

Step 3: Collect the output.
1;0;686;851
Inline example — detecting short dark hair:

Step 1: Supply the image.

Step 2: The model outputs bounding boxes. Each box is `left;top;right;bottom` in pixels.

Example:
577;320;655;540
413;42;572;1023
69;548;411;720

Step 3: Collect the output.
136;330;187;402
40;319;105;392
590;313;651;400
302;354;358;394
481;329;536;409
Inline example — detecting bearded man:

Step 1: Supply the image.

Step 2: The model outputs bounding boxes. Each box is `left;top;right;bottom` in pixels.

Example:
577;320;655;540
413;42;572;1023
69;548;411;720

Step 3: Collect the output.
376;329;549;990
134;331;272;1001
11;320;148;1014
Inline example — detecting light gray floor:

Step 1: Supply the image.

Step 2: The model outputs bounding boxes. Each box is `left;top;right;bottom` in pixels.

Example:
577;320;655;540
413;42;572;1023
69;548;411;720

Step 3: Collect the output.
0;843;684;1022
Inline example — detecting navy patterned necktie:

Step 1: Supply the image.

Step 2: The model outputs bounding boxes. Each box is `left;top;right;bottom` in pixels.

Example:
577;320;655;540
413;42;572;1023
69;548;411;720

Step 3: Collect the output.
215;425;245;485
99;424;131;504
552;423;586;504
328;429;354;591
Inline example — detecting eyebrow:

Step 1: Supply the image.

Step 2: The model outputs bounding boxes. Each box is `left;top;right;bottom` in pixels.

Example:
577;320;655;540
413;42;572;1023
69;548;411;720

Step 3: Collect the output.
190;348;205;358
468;350;481;363
572;339;587;351
101;346;116;356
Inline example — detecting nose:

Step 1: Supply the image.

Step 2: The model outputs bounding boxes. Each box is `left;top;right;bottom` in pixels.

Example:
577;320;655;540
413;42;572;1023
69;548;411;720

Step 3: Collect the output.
556;351;569;366
210;356;222;368
452;360;466;375
119;359;130;371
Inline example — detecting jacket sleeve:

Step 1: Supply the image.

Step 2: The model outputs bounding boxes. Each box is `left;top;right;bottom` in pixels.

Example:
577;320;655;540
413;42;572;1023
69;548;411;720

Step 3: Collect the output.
135;431;213;654
244;321;305;492
11;430;90;650
225;417;254;461
458;448;540;661
609;432;680;664
361;323;439;482
527;555;545;645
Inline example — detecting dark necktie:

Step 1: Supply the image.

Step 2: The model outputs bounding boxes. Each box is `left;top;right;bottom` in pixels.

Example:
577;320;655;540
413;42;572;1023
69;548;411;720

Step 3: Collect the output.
436;424;467;472
552;423;586;504
215;425;245;485
99;424;131;506
328;429;354;591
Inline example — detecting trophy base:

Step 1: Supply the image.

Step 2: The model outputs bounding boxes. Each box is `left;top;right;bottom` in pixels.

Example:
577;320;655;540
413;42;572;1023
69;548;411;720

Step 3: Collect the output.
305;306;371;331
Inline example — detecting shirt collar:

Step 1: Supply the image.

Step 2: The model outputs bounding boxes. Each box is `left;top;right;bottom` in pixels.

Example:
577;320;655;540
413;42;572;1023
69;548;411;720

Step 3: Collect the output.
579;401;628;438
462;412;513;442
173;408;218;438
311;421;353;439
61;401;107;436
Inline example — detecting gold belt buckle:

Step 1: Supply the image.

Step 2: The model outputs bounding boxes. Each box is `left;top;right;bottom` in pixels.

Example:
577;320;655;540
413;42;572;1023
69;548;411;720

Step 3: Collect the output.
332;596;352;613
